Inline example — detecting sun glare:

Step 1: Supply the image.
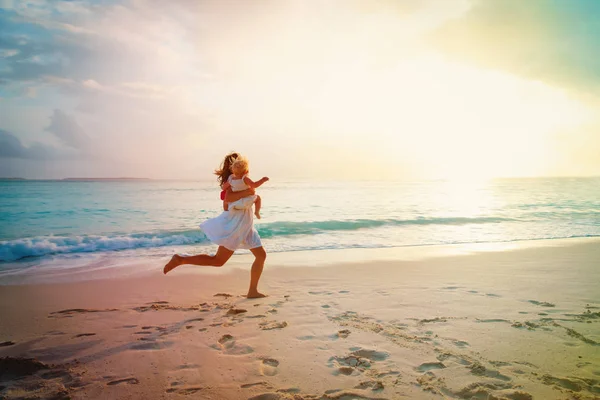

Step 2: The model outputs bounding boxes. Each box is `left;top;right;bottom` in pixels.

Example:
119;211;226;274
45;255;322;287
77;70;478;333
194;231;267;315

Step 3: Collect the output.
165;3;600;181
289;54;593;181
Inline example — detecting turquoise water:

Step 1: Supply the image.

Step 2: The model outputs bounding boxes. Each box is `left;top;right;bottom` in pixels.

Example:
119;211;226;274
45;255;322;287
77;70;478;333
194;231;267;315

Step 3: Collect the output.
1;178;599;271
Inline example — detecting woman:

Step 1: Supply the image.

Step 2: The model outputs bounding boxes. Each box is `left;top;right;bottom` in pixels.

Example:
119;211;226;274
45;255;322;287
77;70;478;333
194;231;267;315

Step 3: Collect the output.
163;153;267;299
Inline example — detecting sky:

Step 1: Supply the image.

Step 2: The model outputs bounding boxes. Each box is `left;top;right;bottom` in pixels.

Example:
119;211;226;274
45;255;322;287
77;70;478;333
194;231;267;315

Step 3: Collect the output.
1;0;599;181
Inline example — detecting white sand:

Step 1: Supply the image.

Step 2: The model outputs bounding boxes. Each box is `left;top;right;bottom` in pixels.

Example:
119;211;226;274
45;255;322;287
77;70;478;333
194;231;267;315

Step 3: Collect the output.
0;239;599;399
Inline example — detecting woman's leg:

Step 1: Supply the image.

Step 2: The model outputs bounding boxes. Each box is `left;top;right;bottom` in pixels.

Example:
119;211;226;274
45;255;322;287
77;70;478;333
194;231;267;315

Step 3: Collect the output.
247;246;267;298
163;246;234;274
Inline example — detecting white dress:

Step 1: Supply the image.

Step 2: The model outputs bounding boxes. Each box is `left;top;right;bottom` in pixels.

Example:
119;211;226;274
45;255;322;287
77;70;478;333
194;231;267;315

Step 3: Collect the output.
227;174;257;210
199;175;261;251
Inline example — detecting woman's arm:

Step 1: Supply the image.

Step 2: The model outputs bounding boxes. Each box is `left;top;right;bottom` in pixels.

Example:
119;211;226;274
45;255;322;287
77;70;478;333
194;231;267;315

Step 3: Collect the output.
224;187;255;203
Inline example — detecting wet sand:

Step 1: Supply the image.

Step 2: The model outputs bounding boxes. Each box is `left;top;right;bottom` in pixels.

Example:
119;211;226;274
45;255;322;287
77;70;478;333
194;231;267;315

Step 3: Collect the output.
0;239;599;399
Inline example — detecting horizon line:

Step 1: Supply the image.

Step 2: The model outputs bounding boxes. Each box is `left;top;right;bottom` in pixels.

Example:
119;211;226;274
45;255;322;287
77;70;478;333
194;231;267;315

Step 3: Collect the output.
1;175;599;182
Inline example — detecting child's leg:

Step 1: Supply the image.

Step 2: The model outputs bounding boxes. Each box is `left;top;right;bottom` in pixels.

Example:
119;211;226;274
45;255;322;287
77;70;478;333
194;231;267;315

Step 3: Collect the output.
254;195;261;219
223;201;229;211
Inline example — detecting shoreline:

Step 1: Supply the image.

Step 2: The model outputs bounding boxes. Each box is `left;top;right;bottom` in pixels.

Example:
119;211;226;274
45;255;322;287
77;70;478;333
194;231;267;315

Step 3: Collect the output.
0;239;599;399
1;236;599;286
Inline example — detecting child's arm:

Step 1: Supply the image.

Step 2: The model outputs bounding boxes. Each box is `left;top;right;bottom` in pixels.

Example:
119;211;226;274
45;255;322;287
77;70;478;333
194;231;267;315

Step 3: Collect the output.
221;181;231;191
243;176;269;189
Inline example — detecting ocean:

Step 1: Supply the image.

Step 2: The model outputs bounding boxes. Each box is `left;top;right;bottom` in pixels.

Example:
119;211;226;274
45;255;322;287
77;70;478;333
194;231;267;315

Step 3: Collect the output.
1;178;599;280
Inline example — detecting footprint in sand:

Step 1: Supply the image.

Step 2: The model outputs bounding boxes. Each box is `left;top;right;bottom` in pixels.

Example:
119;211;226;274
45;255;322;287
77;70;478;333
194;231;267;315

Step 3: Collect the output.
489;361;512;368
259;358;279;376
240;381;273;389
226;308;247;316
451;383;527;400
453;340;469;348
246;314;267;319
185;317;205;323
437;353;472;366
337;329;351;338
469;362;511;381
259;320;288;330
528;300;555;307
218;334;235;349
133;301;200;312
418;317;447;325
511;321;540;330
416;362;446;373
277;388;301;394
328;349;389;376
247;394;288;400
350;349;390;361
542;374;587;392
0;341;15;347
212;334;253;355
73;333;96;338
166;386;204;394
107;377;140;386
354;380;384;391
373;370;402;379
48;308;118;318
476;318;510;324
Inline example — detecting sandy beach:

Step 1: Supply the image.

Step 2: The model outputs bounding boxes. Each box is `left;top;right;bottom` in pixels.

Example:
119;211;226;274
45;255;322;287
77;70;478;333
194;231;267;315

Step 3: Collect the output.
1;239;599;400
4;0;600;398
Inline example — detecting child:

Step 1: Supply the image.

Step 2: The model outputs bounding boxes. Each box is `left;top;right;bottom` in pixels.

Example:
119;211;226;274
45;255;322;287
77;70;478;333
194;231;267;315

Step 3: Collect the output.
215;154;269;219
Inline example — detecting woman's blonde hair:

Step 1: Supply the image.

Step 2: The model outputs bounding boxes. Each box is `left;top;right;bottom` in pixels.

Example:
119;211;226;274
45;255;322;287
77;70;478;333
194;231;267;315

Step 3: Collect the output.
230;156;249;175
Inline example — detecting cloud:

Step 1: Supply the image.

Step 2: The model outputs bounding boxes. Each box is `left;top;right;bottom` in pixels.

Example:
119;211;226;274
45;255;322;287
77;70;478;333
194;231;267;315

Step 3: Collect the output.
0;48;19;57
0;18;75;82
2;0;599;179
0;129;58;159
429;0;600;95
45;109;90;150
0;5;164;85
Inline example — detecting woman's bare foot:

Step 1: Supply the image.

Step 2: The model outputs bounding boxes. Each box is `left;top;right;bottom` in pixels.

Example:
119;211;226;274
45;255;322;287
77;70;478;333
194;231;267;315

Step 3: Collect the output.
163;254;181;274
246;291;267;298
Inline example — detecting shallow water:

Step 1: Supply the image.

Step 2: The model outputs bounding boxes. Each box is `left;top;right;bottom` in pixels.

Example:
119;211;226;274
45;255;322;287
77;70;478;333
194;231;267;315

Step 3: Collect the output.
1;177;599;277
